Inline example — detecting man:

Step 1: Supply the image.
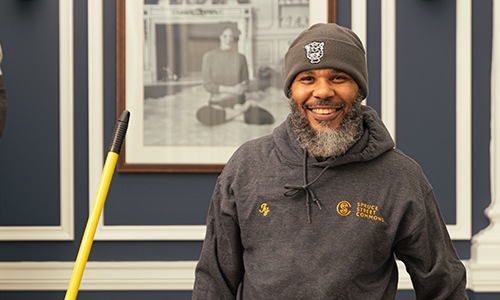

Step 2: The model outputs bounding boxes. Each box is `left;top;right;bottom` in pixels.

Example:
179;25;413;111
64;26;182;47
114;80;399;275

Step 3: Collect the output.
193;23;467;299
0;43;7;138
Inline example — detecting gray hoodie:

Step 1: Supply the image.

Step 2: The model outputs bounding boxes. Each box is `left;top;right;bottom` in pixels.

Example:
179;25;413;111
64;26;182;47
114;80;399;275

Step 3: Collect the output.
193;105;467;300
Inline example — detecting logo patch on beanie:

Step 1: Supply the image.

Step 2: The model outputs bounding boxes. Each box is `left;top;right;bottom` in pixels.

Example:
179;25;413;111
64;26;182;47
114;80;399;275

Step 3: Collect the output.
304;41;324;64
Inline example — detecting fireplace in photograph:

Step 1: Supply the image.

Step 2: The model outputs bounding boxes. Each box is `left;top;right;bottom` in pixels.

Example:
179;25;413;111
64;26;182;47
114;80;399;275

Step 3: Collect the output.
143;4;253;97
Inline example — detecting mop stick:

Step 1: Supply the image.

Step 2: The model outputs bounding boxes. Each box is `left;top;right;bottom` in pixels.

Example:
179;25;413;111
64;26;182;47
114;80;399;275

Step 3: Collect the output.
64;110;130;300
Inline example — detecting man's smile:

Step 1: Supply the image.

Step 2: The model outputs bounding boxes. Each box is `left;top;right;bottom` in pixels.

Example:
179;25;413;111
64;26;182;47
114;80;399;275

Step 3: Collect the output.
303;102;345;122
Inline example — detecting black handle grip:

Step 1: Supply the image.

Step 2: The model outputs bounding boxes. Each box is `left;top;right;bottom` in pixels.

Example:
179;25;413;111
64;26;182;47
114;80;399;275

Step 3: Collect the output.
108;110;130;154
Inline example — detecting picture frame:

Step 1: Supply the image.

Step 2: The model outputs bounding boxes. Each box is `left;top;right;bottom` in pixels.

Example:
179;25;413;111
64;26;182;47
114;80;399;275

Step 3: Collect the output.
116;0;337;173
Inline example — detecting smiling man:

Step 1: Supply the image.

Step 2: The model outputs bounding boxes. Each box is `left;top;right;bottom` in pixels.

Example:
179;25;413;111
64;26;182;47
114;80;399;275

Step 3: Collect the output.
193;23;467;300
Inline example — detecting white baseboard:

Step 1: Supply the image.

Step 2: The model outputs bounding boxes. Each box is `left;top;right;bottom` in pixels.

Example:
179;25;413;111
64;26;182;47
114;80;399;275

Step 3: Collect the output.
0;260;496;292
0;261;197;291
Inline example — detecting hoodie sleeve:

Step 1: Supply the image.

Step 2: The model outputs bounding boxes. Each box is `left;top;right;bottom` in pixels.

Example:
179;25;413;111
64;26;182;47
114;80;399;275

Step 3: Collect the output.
393;190;468;300
193;176;244;300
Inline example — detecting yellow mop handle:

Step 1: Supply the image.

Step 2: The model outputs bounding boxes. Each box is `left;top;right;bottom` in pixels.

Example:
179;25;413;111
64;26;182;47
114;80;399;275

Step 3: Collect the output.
64;110;130;300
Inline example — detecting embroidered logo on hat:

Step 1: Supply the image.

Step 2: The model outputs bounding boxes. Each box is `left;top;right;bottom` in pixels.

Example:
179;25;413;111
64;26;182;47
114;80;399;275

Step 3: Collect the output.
304;41;324;64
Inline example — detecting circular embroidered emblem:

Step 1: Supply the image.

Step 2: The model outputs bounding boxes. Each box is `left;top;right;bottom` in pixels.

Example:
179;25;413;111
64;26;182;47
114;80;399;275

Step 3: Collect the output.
336;200;352;217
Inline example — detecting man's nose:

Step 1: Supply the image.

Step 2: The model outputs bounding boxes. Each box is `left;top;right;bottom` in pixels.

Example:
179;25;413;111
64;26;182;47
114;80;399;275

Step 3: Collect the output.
313;80;335;99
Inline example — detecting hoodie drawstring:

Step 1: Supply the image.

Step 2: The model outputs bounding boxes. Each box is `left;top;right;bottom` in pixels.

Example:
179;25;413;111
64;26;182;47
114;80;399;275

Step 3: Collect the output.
284;151;330;223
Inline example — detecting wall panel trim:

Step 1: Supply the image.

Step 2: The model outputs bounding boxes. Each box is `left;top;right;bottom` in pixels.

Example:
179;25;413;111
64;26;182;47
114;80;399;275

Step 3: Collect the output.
351;0;367;49
1;260;494;292
0;261;197;291
0;0;74;241
381;0;396;140
90;0;472;242
452;0;473;240
0;260;449;291
380;0;472;240
469;0;500;292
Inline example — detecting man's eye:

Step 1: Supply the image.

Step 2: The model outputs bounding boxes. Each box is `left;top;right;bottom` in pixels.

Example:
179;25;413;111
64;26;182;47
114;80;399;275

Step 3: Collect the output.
299;76;314;82
332;75;346;81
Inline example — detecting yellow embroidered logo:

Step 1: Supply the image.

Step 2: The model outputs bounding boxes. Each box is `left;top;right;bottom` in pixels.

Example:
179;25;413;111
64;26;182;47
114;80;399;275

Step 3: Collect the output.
336;200;385;223
259;203;270;216
356;202;385;223
336;200;352;216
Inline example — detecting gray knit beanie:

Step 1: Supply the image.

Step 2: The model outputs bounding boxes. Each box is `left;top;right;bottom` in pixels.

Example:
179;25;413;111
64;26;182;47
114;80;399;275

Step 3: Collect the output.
283;23;368;99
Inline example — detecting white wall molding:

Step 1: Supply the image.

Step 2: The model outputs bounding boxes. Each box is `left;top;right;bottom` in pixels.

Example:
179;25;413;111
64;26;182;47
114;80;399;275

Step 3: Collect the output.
351;0;367;107
89;0;190;242
0;0;74;241
88;0;104;221
93;225;206;241
0;261;197;291
469;0;500;292
88;0;207;241
0;260;481;292
451;0;473;240
351;0;367;58
87;0;471;242
381;0;396;141
380;0;472;240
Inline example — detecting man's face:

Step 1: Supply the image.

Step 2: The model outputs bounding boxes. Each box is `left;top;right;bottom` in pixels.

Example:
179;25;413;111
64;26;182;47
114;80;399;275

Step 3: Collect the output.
290;68;359;131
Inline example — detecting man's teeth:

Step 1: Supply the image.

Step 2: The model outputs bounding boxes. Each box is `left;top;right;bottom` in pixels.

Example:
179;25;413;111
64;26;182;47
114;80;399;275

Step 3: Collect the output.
311;107;343;114
312;108;335;114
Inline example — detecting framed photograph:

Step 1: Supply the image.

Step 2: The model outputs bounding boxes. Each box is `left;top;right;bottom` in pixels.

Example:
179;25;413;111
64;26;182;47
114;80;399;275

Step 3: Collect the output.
116;0;337;173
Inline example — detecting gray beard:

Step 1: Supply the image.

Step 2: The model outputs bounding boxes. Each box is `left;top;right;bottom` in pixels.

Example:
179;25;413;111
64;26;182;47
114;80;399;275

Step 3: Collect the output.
289;99;363;158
